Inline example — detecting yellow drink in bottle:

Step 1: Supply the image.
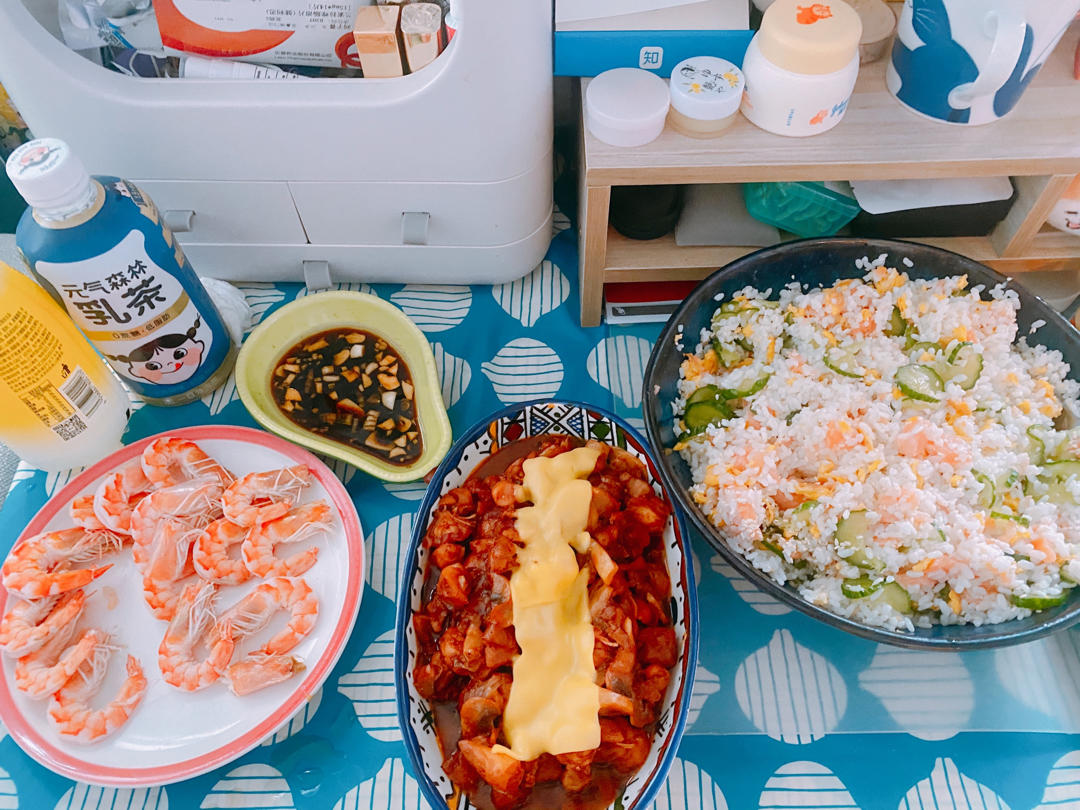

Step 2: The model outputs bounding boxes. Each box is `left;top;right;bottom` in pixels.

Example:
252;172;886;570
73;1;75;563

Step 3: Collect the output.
0;261;128;471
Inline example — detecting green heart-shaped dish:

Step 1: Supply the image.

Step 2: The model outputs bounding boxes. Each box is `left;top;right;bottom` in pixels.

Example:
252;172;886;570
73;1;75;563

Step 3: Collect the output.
235;291;451;482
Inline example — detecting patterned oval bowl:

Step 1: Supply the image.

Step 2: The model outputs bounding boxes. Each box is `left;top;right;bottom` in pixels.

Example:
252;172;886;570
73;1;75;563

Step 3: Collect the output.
394;399;698;810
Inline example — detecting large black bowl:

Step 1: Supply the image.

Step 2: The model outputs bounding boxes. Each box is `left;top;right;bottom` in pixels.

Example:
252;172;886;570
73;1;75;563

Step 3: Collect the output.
643;237;1080;649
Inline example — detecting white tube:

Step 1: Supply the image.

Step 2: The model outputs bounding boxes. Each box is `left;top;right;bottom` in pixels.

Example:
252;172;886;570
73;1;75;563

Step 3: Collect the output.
178;55;305;80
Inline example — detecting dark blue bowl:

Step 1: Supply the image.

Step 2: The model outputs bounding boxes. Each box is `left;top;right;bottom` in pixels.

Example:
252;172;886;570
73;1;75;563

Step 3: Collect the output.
395;399;698;809
642;237;1080;649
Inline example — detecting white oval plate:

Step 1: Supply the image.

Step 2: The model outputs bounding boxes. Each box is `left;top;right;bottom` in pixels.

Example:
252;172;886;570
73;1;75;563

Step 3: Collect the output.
0;425;364;787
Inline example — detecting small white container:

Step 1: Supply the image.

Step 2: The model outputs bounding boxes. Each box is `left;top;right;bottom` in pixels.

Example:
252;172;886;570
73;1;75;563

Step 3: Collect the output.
586;68;670;148
668;57;744;138
179;56;305;80
741;0;862;137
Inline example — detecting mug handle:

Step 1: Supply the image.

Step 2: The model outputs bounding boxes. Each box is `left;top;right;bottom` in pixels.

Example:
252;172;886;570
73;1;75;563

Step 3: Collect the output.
947;6;1027;110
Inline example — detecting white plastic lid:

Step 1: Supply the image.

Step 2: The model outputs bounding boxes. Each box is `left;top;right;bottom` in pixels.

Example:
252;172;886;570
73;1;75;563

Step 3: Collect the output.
5;138;93;214
669;57;744;121
586;68;670;147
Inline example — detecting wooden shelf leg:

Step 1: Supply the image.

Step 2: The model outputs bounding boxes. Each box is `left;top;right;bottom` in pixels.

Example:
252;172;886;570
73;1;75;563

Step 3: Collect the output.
579;183;611;328
991;174;1075;259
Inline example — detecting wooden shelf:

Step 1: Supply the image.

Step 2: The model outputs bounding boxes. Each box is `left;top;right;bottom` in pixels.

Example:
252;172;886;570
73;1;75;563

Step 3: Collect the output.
582;25;1080;187
604;228;1080;281
577;21;1080;326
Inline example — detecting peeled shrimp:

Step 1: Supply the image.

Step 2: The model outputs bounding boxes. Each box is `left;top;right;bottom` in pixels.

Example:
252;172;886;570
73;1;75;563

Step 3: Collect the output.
130;478;223;572
158;582;235;691
222;466;311;527
15;626;102;700
225;653;305;696
217;576;318;656
241;501;330;578
93;460;154;535
2;528;115;599
0;590;86;658
141;437;234;490
193;518;253;586
48;641;146;744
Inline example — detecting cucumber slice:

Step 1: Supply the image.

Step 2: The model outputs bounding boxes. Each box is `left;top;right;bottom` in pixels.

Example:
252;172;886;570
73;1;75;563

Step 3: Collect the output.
683;400;733;433
794;499;819;513
974;472;996;508
824;347;865;379
885;305;907;337
719;375;771;399
908;341;941;357
714;339;749;368
1027;425;1049;465
841;576;882;599
1010;592;1069;610
1043;460;1080;479
686;385;722;406
758;538;785;558
895;364;944;402
837;510;883;571
875;582;914;614
942;342;982;390
990;511;1031;527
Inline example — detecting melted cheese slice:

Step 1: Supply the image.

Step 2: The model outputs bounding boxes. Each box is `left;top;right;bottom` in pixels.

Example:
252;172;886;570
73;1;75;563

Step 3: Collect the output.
497;446;600;760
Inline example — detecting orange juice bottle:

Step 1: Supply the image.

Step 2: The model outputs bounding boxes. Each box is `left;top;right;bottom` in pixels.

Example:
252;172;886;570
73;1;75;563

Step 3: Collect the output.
0;261;128;471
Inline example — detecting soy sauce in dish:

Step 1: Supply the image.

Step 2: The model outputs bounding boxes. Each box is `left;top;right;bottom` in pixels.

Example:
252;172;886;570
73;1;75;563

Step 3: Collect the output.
270;328;422;465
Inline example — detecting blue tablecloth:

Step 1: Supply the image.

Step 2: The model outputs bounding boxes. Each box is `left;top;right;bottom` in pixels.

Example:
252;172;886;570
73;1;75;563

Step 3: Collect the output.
2;223;1080;810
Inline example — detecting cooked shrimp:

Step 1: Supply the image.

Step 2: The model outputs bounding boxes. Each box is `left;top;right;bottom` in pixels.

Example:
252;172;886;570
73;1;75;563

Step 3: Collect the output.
2;529;114;599
15;626;102;699
158;582;235;691
217;577;318;656
0;590;86;658
225;653;305;696
193;518;253;585
48;643;147;744
222;466;312;527
142;573;194;622
141;437;234;489
93;460;154;535
70;496;107;533
145;520;200;585
241;502;330;578
129;478;223;571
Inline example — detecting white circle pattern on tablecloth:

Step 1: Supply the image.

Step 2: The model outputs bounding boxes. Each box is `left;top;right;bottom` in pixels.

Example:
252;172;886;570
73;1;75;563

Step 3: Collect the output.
734;629;846;744
858;646;973;741
337;629;399;742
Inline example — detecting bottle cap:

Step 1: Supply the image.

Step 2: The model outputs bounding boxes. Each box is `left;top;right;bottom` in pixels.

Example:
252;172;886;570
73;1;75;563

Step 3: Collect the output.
757;0;862;75
669;57;744;122
5;138;93;214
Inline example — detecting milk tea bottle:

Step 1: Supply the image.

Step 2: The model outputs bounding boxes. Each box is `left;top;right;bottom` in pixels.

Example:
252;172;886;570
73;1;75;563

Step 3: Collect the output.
7;138;235;406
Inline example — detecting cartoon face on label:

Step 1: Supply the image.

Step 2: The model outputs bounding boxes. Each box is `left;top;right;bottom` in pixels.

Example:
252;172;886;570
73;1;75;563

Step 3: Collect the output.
108;317;206;385
1047;177;1080;237
796;4;833;24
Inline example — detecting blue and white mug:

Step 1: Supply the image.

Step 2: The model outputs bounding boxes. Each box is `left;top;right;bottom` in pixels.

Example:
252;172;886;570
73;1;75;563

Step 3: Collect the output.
887;0;1080;125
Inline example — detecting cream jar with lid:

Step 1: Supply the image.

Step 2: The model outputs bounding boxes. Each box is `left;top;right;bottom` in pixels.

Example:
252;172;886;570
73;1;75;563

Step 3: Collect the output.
668;57;745;138
741;0;862;137
585;68;670;148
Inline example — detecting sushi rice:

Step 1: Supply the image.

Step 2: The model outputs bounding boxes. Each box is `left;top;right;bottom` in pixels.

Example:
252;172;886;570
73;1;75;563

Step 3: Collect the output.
674;264;1080;631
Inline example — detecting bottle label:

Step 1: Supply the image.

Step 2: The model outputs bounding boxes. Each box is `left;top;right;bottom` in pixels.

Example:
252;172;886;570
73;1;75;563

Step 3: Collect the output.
0;305;103;441
36;229;216;389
